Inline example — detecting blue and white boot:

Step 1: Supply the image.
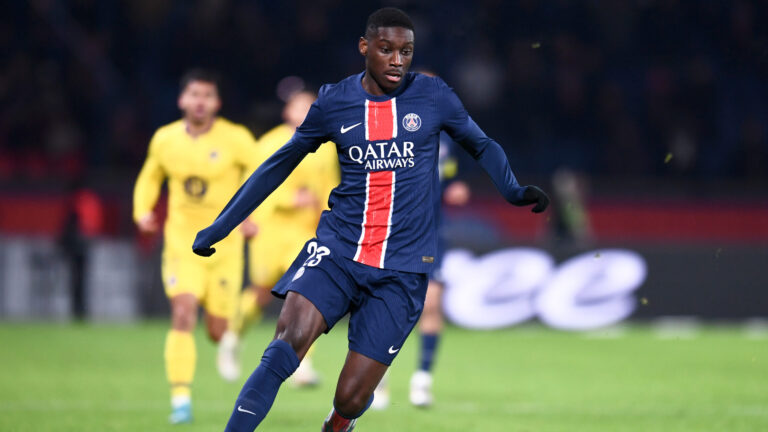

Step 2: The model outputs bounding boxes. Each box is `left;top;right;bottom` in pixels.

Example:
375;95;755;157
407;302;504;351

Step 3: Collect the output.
169;396;193;424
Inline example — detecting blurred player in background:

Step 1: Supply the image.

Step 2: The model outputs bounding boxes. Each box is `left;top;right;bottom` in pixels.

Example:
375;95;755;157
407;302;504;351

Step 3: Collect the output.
550;168;592;245
132;69;259;424
219;90;339;384
372;133;470;409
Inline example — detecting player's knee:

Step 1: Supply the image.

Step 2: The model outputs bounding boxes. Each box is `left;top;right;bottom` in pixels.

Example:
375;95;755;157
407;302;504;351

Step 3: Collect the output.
171;306;196;331
274;324;312;358
274;292;326;357
334;386;370;418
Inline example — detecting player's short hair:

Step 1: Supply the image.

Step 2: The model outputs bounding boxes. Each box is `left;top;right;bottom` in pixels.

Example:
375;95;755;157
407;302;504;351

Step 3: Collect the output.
179;68;221;93
365;7;414;38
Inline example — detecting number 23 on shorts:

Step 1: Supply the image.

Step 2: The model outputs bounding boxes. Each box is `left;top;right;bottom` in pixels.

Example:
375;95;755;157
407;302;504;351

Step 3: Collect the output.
292;241;330;282
303;241;330;267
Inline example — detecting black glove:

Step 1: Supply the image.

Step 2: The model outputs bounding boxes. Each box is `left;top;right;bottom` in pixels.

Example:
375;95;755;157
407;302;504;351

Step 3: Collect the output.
192;227;218;257
193;246;216;257
514;185;550;213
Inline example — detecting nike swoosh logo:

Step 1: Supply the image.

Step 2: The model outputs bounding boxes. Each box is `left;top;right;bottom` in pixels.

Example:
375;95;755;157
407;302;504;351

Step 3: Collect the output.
388;346;400;354
237;405;257;416
340;122;362;134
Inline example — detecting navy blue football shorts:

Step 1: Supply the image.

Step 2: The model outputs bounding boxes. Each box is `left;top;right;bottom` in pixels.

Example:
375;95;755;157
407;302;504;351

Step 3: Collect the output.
272;238;428;366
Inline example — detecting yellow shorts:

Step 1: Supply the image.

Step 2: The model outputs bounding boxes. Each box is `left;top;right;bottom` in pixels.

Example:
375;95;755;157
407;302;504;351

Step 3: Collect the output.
162;247;243;318
248;227;312;288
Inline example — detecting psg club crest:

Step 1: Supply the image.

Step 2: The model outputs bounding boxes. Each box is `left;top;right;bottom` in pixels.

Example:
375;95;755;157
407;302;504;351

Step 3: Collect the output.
402;113;421;132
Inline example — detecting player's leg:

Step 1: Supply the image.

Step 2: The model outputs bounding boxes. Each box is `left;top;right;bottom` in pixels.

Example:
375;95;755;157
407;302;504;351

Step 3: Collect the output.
224;232;321;386
322;352;388;432
204;312;228;341
281;230;323;387
323;263;428;431
162;251;206;424
227;234;281;336
220;235;279;380
224;291;327;432
371;280;442;411
219;284;268;381
225;238;354;431
410;279;444;407
203;251;244;381
166;293;199;424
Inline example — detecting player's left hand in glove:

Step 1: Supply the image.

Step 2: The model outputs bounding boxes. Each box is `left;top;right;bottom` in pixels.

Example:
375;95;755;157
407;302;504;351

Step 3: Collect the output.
513;185;550;213
192;227;217;257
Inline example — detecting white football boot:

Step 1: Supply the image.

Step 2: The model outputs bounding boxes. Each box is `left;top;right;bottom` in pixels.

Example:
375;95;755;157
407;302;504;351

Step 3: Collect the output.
216;330;241;382
409;370;433;407
169;395;192;424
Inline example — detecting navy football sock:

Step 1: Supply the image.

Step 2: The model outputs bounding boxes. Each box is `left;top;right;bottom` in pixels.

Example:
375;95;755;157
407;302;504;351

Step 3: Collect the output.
225;339;299;432
419;333;440;372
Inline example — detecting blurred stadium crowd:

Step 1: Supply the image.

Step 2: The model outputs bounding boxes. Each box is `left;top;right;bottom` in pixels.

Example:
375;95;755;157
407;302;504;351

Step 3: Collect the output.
2;0;767;190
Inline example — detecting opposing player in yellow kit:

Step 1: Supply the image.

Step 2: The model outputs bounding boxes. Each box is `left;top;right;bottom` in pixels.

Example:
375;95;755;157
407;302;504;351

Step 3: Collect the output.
218;90;339;385
133;69;259;424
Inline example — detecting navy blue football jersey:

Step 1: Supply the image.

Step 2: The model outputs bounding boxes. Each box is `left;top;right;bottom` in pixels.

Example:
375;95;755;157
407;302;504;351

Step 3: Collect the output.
193;72;528;274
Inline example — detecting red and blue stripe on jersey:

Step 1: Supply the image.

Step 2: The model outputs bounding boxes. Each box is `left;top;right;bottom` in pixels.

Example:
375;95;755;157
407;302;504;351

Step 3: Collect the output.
312;73;444;273
353;99;398;268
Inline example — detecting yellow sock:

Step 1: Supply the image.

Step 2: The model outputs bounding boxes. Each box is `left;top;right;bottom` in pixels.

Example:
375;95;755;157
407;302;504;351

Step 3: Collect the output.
164;330;196;403
171;384;191;399
229;288;262;335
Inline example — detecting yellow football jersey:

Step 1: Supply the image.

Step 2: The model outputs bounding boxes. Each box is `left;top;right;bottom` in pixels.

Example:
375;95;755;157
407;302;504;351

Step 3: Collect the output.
133;117;259;254
247;124;339;287
251;124;339;229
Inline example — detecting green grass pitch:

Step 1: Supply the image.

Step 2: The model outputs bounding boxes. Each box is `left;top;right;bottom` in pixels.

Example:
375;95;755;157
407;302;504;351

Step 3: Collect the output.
0;321;766;431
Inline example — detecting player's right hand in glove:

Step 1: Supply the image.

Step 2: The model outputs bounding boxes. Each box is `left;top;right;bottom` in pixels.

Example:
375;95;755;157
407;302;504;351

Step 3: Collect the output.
512;185;550;213
192;226;218;257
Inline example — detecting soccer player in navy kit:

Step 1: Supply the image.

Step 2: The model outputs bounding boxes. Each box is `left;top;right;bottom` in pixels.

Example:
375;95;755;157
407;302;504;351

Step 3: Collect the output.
192;8;550;432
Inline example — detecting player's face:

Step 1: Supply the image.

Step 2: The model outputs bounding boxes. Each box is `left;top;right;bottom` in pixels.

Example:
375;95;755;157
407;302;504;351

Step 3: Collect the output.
178;80;221;124
359;26;414;95
283;92;316;129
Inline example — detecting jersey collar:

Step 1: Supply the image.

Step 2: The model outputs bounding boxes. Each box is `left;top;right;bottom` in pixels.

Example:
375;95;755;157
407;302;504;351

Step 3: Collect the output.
355;71;411;102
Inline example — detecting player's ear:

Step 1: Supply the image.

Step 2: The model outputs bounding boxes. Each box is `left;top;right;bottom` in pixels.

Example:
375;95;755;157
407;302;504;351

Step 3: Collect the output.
213;90;222;112
359;36;368;57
